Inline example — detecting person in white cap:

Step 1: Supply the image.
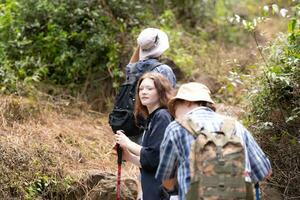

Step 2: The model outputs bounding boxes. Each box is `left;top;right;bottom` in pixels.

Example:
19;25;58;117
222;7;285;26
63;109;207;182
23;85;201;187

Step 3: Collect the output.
125;27;176;88
155;82;272;200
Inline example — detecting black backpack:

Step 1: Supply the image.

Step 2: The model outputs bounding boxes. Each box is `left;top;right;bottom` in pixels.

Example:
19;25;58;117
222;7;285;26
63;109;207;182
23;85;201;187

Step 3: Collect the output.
108;60;162;136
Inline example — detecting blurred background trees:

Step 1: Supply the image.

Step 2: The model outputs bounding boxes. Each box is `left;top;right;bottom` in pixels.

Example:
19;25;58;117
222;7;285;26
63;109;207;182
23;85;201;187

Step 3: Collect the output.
1;0;295;109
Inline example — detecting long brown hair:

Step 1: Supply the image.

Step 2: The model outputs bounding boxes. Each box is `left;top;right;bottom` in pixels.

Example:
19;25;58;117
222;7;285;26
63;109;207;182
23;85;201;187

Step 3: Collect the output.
134;72;175;119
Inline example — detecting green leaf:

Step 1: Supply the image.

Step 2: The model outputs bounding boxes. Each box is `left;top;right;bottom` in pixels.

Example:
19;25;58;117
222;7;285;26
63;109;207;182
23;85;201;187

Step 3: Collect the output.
290;138;297;145
226;84;234;93
270;65;282;74
288;18;296;33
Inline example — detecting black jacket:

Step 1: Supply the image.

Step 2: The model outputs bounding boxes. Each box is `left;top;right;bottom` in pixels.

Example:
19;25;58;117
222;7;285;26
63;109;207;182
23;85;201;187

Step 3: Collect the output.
140;108;172;200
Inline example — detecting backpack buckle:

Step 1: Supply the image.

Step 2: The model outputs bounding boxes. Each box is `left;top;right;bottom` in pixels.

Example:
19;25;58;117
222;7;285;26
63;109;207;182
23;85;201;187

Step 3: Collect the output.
219;175;225;190
218;158;225;166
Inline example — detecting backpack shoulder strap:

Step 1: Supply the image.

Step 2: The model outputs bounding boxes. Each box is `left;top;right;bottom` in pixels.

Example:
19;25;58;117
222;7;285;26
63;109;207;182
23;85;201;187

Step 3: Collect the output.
127;60;162;83
219;117;243;145
142;60;163;73
220;117;236;138
176;117;195;136
176;116;210;138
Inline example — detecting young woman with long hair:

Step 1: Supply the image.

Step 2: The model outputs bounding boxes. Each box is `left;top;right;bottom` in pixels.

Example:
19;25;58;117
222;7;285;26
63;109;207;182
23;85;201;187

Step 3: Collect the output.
115;72;175;200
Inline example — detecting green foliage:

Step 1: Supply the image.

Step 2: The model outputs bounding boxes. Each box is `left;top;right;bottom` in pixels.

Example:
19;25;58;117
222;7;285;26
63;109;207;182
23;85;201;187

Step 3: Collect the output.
0;0;269;104
247;9;300;198
167;0;217;28
249;10;299;125
0;0;150;96
25;174;73;200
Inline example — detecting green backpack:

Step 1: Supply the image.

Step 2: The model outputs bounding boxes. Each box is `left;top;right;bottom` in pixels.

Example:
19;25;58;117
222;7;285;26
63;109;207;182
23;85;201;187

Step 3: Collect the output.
178;116;249;200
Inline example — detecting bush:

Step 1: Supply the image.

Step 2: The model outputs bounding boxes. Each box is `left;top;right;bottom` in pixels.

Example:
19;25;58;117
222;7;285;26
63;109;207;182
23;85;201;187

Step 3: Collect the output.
247;15;300;199
0;0;148;97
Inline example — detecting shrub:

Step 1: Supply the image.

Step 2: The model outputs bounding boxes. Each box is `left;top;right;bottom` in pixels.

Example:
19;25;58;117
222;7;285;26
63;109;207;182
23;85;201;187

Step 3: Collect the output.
247;14;300;198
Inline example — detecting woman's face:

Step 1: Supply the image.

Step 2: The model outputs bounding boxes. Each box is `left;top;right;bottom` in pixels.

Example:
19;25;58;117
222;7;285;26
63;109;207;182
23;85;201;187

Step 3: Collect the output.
138;78;159;110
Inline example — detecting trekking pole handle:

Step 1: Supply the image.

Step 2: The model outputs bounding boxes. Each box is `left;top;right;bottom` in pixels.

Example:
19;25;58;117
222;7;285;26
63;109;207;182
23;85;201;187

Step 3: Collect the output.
116;144;123;165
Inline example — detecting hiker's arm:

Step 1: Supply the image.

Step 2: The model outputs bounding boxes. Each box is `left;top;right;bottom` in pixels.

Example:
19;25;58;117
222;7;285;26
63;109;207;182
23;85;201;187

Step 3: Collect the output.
237;123;272;181
246;132;272;181
127;141;142;156
264;169;273;180
129;45;140;63
115;131;142;156
122;147;141;167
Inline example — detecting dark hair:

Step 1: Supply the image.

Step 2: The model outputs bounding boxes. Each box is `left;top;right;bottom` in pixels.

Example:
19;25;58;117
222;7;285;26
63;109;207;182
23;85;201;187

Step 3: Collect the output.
195;101;216;111
134;72;175;119
170;100;216;117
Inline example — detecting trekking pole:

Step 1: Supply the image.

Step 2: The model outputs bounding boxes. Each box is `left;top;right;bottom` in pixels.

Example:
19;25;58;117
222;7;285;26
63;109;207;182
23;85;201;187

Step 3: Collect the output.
255;182;260;200
116;144;123;200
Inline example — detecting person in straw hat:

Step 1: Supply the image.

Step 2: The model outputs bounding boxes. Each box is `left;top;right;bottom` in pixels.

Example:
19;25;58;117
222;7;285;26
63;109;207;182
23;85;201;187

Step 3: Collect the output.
155;82;272;200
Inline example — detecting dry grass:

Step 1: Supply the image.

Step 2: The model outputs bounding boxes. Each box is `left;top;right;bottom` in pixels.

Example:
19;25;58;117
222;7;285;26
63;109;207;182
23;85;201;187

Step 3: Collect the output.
0;95;139;198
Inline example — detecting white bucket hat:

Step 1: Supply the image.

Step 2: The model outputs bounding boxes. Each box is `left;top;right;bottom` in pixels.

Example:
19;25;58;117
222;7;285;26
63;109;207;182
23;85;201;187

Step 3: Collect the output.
137;28;169;60
168;82;214;116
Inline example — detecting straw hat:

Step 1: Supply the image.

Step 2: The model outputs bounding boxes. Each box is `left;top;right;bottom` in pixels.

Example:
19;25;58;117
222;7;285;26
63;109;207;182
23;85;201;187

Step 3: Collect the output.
137;28;169;60
168;82;214;116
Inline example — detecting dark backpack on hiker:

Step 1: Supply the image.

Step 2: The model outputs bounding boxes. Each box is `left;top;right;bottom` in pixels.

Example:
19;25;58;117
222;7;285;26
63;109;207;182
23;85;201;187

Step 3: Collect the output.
108;60;162;136
177;116;250;200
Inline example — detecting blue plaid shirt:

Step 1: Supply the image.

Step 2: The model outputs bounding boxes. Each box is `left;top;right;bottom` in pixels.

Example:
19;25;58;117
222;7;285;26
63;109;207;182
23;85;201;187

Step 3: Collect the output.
155;107;272;200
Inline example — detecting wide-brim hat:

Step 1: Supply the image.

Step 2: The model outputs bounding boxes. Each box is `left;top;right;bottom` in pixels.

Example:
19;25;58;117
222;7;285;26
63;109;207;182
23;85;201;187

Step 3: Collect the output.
168;82;214;116
137;28;169;60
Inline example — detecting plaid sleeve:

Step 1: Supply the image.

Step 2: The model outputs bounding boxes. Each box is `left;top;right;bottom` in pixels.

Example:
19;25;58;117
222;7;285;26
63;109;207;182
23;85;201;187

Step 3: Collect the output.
155;125;178;181
237;123;272;182
154;65;176;88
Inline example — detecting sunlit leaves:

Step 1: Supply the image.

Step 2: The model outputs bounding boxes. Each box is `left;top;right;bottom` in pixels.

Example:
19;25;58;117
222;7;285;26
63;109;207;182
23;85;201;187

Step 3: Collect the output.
230;3;292;32
272;4;279;14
